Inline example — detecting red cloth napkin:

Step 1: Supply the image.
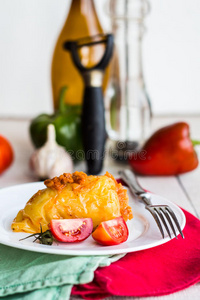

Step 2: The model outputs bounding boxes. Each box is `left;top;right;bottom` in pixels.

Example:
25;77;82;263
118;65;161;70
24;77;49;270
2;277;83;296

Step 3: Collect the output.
72;208;200;299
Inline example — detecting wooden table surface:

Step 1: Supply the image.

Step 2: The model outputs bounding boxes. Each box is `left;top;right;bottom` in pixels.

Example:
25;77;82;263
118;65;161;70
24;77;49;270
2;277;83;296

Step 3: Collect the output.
0;116;199;300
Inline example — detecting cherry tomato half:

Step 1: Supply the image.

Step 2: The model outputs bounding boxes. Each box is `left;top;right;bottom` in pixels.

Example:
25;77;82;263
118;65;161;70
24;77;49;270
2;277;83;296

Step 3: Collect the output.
92;216;129;246
50;218;93;242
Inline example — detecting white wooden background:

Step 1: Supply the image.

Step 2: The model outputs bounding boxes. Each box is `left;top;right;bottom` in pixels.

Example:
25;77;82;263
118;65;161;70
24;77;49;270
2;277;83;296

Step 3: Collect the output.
0;116;199;300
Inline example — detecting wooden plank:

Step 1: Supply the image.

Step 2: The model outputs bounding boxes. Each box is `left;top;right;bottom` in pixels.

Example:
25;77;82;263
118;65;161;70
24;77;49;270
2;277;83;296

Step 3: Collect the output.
136;176;196;215
178;166;200;219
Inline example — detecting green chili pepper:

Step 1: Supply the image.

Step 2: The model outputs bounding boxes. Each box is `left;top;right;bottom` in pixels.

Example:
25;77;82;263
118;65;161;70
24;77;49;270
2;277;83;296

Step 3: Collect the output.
30;87;83;161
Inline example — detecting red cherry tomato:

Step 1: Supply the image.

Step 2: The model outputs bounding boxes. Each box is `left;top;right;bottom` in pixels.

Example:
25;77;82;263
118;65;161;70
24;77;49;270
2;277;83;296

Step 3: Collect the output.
92;217;129;246
0;135;14;175
50;218;93;242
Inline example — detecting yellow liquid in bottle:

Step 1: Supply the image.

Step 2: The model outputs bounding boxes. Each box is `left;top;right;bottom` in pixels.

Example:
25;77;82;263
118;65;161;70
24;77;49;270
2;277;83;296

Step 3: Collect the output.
51;0;110;110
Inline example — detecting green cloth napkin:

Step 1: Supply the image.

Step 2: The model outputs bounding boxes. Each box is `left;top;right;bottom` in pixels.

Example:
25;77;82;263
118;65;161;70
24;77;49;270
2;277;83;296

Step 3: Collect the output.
0;244;124;300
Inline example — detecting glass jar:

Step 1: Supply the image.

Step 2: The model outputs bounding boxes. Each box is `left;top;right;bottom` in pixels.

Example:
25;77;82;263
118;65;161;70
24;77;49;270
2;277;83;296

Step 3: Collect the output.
105;0;151;159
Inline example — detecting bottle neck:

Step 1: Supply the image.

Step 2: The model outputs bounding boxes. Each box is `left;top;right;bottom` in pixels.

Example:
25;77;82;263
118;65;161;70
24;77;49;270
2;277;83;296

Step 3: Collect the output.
69;0;96;16
65;0;102;37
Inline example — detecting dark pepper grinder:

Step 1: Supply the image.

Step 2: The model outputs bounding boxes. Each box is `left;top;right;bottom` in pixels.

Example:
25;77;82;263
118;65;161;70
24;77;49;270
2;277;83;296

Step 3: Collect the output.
63;34;114;174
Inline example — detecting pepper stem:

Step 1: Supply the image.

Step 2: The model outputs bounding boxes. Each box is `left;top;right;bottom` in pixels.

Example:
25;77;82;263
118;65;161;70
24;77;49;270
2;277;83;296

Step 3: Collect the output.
58;86;68;114
58;86;81;115
192;140;200;147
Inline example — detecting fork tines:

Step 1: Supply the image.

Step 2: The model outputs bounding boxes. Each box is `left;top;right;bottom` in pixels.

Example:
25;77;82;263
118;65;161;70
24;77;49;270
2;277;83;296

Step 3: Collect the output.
146;205;184;239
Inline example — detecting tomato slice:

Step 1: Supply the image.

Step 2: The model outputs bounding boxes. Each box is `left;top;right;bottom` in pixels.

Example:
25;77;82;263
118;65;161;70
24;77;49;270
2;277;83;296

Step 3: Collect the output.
50;218;93;242
92;217;129;246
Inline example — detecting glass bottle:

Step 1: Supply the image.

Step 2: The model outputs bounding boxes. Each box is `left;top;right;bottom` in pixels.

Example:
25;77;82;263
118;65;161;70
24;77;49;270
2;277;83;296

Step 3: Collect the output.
105;0;151;158
51;0;110;111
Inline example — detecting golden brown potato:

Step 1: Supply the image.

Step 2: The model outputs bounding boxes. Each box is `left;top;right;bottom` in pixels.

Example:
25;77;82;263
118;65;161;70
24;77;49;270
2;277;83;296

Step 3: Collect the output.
12;172;133;233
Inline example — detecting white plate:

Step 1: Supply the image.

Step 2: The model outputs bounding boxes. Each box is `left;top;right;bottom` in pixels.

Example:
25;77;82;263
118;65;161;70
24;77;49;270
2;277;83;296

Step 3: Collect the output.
0;182;186;256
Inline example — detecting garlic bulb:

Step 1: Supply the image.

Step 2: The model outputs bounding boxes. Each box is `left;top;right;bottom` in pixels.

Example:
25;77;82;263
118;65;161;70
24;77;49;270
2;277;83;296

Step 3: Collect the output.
30;124;73;179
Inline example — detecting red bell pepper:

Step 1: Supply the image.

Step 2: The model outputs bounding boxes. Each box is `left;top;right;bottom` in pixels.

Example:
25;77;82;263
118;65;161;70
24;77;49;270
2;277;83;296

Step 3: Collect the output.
129;122;199;175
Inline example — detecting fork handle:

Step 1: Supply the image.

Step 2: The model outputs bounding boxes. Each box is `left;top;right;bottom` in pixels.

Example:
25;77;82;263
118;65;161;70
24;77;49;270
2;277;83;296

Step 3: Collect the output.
119;169;152;206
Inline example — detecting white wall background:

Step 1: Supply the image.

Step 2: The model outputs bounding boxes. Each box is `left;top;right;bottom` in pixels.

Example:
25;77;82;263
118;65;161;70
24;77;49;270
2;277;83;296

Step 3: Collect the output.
0;0;200;118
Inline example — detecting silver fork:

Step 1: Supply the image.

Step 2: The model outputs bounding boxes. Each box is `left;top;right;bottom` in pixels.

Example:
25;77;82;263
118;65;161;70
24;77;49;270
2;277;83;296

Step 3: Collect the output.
119;169;184;239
